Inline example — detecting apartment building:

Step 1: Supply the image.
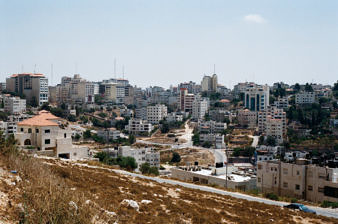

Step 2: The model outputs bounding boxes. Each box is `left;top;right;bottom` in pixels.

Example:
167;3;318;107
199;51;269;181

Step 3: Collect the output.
166;112;183;122
258;106;286;143
178;88;195;112
295;92;316;104
244;84;270;111
56;74;99;105
201;74;218;92
237;109;257;128
273;97;289;110
125;119;153;135
15;110;89;160
200;133;225;149
257;161;338;203
100;78;133;104
97;128;121;142
192;97;209;120
6;73;48;106
198;120;227;133
118;146;160;169
146;104;167;124
4;96;26;114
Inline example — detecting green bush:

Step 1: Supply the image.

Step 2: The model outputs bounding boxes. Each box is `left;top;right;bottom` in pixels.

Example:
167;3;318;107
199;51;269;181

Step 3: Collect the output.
171;152;181;163
291;198;298;203
321;201;338;208
264;192;279;201
140;163;159;176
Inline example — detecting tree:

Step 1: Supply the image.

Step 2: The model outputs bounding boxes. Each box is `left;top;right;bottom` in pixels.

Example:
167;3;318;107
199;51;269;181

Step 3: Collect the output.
83;130;91;139
67;115;77;122
140;163;159;175
73;133;81;141
160;122;170;133
258;136;265;145
171;152;181;163
266;136;276;146
294;83;301;92
202;141;212;148
192;132;200;145
305;83;313;92
128;134;136;145
232;148;241;157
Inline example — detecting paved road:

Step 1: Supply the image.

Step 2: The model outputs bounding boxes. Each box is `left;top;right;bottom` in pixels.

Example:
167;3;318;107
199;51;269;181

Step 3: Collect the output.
75;163;338;219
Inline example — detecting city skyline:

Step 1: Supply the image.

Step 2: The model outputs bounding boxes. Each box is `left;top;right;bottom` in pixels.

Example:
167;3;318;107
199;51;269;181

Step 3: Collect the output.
1;0;337;88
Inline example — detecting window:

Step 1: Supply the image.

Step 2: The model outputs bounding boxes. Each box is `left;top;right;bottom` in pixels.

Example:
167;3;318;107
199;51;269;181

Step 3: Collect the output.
318;187;324;193
295;184;300;190
28;128;32;133
45;129;50;134
64;133;67;138
283;182;288;188
258;177;261;183
308;185;313;191
45;139;50;144
36;129;39;133
257;164;262;170
296;171;300;175
283;168;288;175
21;128;24;132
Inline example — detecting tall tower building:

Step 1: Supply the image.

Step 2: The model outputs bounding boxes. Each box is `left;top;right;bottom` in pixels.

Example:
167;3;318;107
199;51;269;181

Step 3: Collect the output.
244;84;270;112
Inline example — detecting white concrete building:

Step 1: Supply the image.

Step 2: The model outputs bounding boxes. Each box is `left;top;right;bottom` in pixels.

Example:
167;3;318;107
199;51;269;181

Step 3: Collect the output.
192;97;209;120
125;119;153;135
15;110;89;160
198;120;227;133
166;112;184;122
4;96;26;114
200;133;225;149
295;92;316;104
258;106;286;144
146;104;167;124
171;166;256;191
97;128;121;142
118;146;160;169
273;97;289;110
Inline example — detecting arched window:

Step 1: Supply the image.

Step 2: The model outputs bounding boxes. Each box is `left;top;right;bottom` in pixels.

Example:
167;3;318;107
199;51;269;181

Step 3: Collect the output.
24;139;31;145
28;128;32;133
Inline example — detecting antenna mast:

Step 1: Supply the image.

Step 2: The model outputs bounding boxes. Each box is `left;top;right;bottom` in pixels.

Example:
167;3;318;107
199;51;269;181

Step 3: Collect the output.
213;64;216;74
122;65;125;79
114;58;116;79
51;64;54;86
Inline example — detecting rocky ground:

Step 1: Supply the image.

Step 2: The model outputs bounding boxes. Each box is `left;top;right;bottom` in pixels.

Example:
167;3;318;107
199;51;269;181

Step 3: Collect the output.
0;155;337;224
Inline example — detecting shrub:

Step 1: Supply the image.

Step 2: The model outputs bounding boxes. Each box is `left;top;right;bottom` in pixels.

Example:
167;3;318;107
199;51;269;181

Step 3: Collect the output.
291;198;298;203
264;192;279;201
171;152;181;163
321;201;338;208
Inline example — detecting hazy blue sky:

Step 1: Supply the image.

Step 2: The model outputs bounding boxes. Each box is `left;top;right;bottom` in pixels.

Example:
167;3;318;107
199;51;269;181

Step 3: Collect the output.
1;0;337;88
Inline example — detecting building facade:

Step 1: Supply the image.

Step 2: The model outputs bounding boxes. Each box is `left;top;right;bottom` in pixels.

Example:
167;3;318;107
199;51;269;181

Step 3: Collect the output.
6;73;48;106
257;161;338;203
244;84;269;111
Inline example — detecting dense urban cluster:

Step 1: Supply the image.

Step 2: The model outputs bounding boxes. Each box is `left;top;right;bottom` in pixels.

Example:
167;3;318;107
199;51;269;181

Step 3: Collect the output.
0;72;337;216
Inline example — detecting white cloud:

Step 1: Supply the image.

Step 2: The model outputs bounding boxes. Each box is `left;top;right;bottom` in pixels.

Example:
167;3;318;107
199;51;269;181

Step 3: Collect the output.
243;14;266;24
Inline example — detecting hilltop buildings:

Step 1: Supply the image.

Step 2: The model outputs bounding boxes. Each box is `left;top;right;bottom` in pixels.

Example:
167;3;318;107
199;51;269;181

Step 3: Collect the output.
6;73;48;106
201;74;218;92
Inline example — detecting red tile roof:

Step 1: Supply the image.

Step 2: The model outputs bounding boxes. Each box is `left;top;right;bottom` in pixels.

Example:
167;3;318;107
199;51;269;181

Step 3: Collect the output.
17;110;61;127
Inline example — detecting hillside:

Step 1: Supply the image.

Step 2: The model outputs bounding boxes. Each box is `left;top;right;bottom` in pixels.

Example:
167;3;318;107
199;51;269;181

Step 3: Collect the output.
0;152;336;224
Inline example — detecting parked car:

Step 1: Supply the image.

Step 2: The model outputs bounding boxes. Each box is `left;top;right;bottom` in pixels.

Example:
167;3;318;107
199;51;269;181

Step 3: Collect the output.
284;203;316;214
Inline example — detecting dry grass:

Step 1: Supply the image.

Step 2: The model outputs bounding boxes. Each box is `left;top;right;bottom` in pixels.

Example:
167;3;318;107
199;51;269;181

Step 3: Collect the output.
0;149;337;223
